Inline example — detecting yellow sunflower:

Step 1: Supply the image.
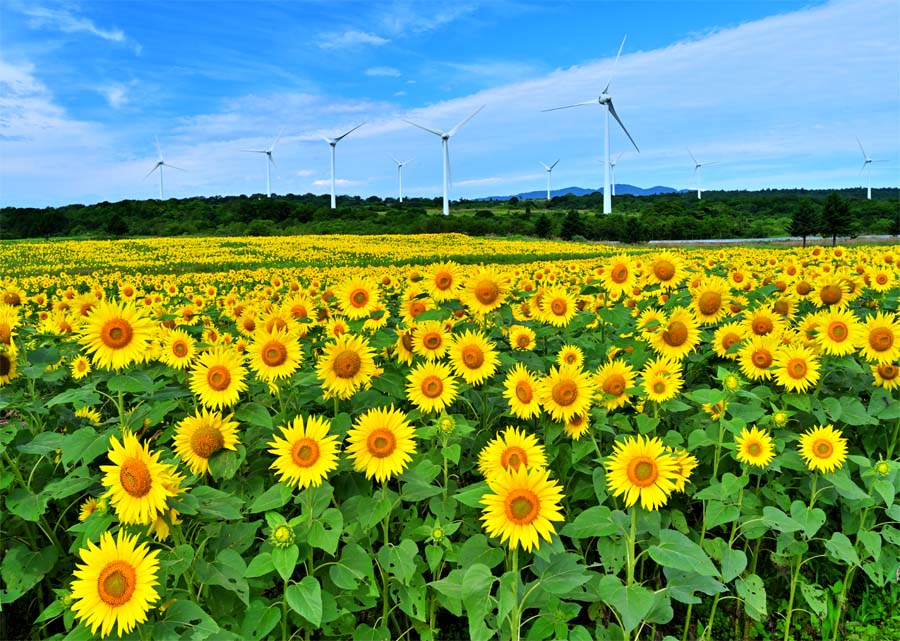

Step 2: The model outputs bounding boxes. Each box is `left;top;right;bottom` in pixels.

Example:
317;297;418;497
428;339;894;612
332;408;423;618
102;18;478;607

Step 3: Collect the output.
406;361;458;414
734;426;775;468
100;430;179;525
712;322;747;360
645;252;686;290
423;261;461;302
70;354;92;380
158;328;196;370
480;466;565;552
604;434;678;511
345;405;416;482
600;254;637;297
773;344;821;393
477;427;547;480
690;276;731;325
538;287;578;327
189;346;248;409
647;307;701;360
871;361;900;390
508;325;536;351
78;497;103;521
334;276;380;319
538;364;594;424
595;359;636;411
248;327;302;384
70;530;160;638
743;307;786;339
449;330;499;386
75;406;102;425
316;334;377;399
398;290;434;326
858;312;900;364
78;299;157;371
268;415;340;489
563;413;591;440
412;320;452;361
462;268;509;316
640;357;684;404
503;364;543;420
812;275;850;309
173;409;240;476
798;424;848;473
556;344;584;369
738;334;779;381
667;447;698;492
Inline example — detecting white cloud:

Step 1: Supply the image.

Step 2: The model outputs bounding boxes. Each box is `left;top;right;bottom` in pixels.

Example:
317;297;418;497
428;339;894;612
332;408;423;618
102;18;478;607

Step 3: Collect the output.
296;169;315;177
22;6;125;43
378;3;477;36
318;30;389;50
313;178;360;187
365;66;401;77
98;84;129;109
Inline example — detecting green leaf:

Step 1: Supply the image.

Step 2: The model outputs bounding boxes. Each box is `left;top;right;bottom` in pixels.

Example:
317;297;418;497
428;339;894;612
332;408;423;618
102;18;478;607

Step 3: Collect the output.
191;486;244;520
720;547;747;583
664;569;725;604
287;576;322;627
195;549;249;606
245;552;276;579
161;545;194;580
271;545;299;582
160;599;220;641
799;581;827;618
249;483;293;513
239;600;281;641
825;532;860;567
457;534;505;569
401;475;443;502
608;584;656;634
46;386;100;408
789;501;826;539
61;426;110;466
5;488;49;522
705;501;740;530
858;530;881;562
537;552;590;596
309;508;342;555
736;574;767;620
17;432;65;455
42;468;94;500
838;396;878;426
461;563;494;641
235;402;273;429
561;505;620;539
762;506;802;533
828;471;872;503
454;481;489;507
0;543;58;604
377;539;418;585
208;445;244;481
107;371;155;394
425;544;443;575
872;479;895;507
648;529;718;577
443;443;461;464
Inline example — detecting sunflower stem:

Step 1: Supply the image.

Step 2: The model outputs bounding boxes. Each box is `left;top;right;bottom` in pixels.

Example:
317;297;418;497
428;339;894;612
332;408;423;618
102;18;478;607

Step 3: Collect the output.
333;396;339;420
117;389;126;429
282;578;289;641
626;507;638;587
381;481;391;632
509;545;521;641
783;475;818;641
887;418;900;459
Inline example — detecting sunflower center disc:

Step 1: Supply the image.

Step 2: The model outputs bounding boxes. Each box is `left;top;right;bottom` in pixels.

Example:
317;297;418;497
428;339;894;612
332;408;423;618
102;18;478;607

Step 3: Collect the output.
367;428;396;458
350;290;368;308
409;302;426;318
101;319;134;349
422;375;443;398
550;299;567;316
462;346;484;368
515;381;533;403
629;457;659;488
516;335;531;348
0;355;10;377
501;446;527;471
506;490;539;524
190;426;224;459
773;299;790;316
869;327;893;352
552;380;578;406
603;375;625;397
119;458;152;497
474;281;499;305
663;321;688;347
3;292;21;305
698;291;722;316
722;334;740;351
820;285;842;305
435;273;452;290
828;322;848;341
788;358;808;378
423;334;442;350
878;364;898;380
98;561;136;606
291;438;320;467
0;323;11;343
263;341;288;367
611;265;629;284
207;365;232;391
753;318;774;335
333;350;362;379
173;341;188;357
814;439;833;458
652;379;667;395
752;350;773;368
747;442;762;457
654;261;675;281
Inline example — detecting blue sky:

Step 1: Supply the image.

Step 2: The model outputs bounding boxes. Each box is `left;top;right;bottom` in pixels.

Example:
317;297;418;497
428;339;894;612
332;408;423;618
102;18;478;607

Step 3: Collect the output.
1;0;898;207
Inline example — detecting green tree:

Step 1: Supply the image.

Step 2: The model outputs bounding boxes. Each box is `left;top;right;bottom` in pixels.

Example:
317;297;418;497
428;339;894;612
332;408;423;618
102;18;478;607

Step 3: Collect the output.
790;199;819;247
533;213;553;238
559;210;585;240
820;192;850;247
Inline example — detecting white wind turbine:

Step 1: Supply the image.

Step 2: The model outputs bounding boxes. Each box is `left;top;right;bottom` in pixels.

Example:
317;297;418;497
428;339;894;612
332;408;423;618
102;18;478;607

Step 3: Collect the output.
543;36;639;214
610;152;624;196
404;105;485;216
390;156;413;203
688;149;719;200
324;123;365;209
144;136;183;200
241;128;284;197
539;159;560;201
857;138;887;200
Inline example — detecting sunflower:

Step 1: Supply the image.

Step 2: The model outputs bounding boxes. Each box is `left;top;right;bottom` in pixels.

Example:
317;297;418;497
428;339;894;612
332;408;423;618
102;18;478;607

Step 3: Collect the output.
316;333;377;399
503;364;542;420
871;361;900;390
78;299;157;371
636;308;665;338
858;312;900;364
477;427;547;480
734;426;775;468
70;354;92;380
333;276;380;320
398;291;433;326
268;415;340;489
538;364;594;424
743;307;786;339
640;356;684;404
0;283;26;307
712;322;747;360
600;254;637;297
248;327;302;384
772;344;821;393
738;335;779;381
595;359;636;411
75;406;102;425
563;413;591;440
538;287;578;327
508;325;536;351
189;346;248;410
345;406;416;482
869;268;895;293
0;303;19;347
647;307;701;360
690;276;731;325
604;434;678;511
393;329;415;365
449;330;499;385
798;424;848;473
412;320;452;361
173;409;240;476
423;261;461;302
158;328;196;370
810;308;861;356
462;268;509;316
480;466;565;552
101;430;179;525
406;361;458;414
556;344;584;369
667;447;698;492
78;497;103;521
645;252;686;290
812;275;850;309
70;530;160;638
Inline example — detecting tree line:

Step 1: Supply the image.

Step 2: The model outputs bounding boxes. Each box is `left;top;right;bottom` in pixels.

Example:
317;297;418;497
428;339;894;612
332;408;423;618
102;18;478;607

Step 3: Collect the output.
1;188;897;242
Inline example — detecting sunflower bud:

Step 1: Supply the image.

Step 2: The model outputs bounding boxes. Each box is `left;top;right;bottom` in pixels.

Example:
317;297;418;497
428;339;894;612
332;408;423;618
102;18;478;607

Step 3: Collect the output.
270;523;295;549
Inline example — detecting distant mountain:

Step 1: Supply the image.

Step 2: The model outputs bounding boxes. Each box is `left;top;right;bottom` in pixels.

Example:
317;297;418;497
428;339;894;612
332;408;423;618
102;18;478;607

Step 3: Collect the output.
479;184;685;201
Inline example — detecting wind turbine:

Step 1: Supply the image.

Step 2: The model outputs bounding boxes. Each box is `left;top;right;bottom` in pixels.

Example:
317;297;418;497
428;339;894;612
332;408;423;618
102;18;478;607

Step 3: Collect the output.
324;123;364;209
390;156;413;203
404;105;485;216
688;149;718;200
609;152;624;196
857;138;887;200
543;36;639;214
539;159;560;201
144;136;183;200
241;128;284;197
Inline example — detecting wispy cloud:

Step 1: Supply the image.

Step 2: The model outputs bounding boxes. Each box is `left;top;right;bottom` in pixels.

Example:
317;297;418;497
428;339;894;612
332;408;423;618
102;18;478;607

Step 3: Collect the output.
97;83;130;109
365;66;402;77
313;178;361;187
318;30;389;50
23;6;125;43
378;3;477;36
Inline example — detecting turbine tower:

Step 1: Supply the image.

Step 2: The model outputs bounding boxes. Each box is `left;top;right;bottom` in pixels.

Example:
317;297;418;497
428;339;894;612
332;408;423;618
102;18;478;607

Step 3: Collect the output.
688;149;719;200
241;128;284;197
324;123;364;209
609;152;624;196
857;138;886;200
391;156;413;203
144;136;183;200
404;105;485;216
543;36;639;214
539;159;560;201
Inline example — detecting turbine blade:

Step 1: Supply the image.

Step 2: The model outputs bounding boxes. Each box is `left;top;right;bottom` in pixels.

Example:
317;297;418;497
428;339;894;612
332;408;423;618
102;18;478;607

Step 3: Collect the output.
872;159;889;163
541;100;596;112
857;137;868;160
550;159;560;169
390;154;400;164
704;161;720;166
270;126;286;151
860;161;868;175
687;149;698;164
143;164;160;179
164;163;185;171
334;122;365;143
269;154;277;168
539;161;550;171
447;104;484;137
403;119;445;137
323;137;335;145
603;34;627;93
616;152;624;163
240;149;268;153
607;100;639;152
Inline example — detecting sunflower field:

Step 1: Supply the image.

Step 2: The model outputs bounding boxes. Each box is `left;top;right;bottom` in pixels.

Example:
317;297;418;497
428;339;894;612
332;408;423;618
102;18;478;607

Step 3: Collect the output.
1;234;899;641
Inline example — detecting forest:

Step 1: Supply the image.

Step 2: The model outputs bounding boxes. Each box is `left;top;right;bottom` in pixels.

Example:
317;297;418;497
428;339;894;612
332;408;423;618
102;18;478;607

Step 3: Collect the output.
1;187;897;242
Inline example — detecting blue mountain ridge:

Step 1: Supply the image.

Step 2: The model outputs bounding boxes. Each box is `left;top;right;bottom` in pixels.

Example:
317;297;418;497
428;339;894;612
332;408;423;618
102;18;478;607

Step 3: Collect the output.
477;184;688;201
